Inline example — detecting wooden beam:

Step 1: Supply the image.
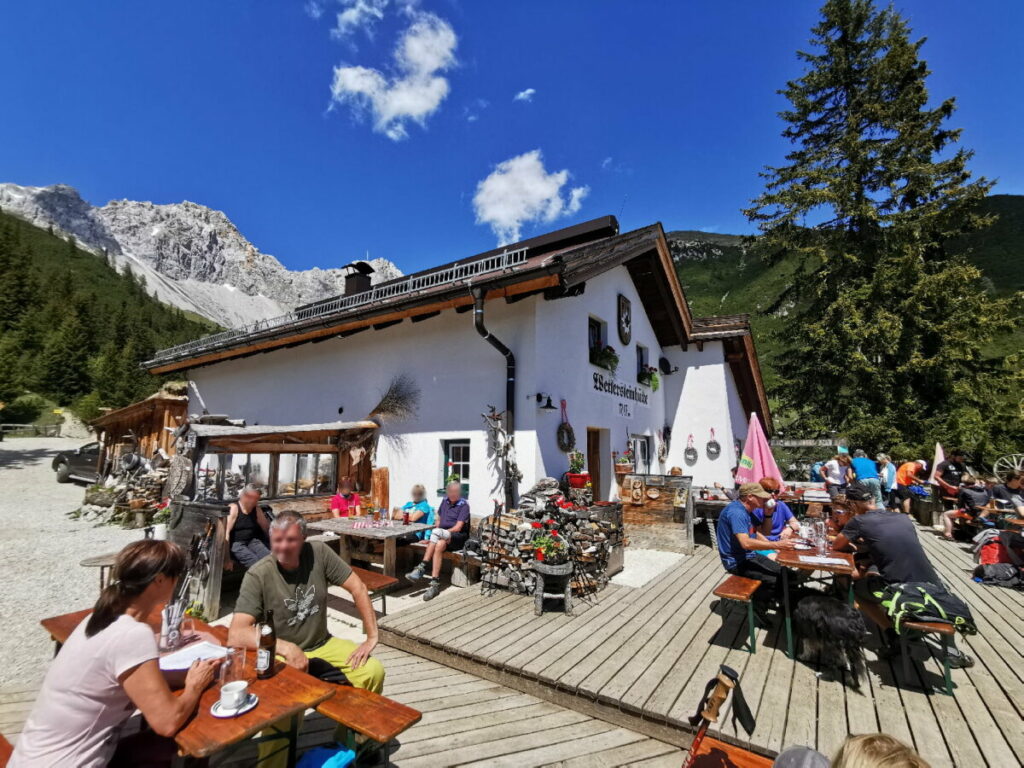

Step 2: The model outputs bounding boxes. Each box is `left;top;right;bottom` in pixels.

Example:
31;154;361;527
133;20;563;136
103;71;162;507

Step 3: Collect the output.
208;441;341;454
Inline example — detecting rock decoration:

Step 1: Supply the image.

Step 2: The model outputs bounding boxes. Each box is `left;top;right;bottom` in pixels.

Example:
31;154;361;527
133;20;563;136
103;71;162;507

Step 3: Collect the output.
479;477;624;599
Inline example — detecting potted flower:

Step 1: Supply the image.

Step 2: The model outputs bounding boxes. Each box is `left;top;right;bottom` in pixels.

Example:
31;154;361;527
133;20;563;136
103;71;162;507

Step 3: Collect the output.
638;365;660;391
613;445;634;477
532;532;569;564
566;450;589;488
591;344;619;374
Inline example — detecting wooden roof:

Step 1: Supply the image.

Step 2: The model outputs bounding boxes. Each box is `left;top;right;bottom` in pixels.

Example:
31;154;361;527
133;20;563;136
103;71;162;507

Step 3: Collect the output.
90;396;187;429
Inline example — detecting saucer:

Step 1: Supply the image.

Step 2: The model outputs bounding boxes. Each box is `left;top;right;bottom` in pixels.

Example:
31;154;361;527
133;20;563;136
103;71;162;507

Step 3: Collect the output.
793;544;813;551
211;693;258;718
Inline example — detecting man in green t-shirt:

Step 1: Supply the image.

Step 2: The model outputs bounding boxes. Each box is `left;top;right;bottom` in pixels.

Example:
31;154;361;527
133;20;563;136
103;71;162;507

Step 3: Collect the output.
228;510;385;765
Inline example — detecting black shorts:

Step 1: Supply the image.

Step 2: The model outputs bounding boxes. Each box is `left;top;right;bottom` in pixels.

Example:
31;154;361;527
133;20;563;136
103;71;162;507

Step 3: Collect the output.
895;484;914;502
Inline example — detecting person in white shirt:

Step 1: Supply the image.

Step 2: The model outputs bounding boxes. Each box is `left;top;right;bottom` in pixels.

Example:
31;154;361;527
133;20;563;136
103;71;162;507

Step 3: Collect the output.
11;541;218;768
823;453;853;500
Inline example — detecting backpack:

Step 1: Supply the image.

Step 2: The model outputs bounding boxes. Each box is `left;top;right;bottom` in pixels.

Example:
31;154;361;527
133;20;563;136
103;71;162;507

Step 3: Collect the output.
972;563;1023;590
874;581;977;635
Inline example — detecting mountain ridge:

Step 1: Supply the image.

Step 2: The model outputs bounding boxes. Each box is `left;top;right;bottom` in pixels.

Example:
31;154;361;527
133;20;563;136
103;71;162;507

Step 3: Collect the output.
0;182;403;328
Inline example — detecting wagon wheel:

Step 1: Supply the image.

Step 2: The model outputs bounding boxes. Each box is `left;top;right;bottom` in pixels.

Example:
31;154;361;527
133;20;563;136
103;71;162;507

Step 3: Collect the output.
993;453;1024;481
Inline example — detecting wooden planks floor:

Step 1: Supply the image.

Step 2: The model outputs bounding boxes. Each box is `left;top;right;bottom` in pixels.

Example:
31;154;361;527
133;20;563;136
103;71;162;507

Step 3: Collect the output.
0;648;684;767
380;525;1024;768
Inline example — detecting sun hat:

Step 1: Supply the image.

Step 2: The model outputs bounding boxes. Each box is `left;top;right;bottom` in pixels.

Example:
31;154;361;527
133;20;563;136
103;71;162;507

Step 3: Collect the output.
738;482;771;499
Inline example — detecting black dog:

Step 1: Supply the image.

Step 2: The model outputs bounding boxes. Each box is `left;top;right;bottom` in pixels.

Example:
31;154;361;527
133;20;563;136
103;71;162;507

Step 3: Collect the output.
793;592;867;687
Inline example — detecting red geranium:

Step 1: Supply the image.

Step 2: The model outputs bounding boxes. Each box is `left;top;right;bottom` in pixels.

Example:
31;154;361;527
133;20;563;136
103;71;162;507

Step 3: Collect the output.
531;521;542;529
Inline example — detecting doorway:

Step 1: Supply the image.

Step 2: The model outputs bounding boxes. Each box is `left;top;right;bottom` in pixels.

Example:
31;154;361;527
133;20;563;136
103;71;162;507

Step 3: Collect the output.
587;428;604;502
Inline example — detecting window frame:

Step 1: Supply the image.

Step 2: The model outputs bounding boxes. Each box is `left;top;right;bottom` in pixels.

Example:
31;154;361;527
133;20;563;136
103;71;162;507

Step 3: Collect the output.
589;316;608;366
441;439;471;496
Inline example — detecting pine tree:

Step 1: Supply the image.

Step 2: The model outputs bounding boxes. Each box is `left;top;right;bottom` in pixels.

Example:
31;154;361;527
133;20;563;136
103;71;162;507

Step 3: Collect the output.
38;308;93;403
744;0;1022;459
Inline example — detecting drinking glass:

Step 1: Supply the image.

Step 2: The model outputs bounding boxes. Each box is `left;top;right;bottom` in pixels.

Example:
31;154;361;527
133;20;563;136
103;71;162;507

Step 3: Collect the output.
219;648;248;687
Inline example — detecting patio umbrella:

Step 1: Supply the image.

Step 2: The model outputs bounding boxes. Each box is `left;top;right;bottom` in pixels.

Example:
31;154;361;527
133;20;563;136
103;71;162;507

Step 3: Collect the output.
928;442;945;485
734;412;785;489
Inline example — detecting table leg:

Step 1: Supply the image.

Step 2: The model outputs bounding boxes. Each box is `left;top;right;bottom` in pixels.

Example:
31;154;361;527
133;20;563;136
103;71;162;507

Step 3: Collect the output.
337;534;351;563
783;567;793;659
383;538;397;579
286;713;299;767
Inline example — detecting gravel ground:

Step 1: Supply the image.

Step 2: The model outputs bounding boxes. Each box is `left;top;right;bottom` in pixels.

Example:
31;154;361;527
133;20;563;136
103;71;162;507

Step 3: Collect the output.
0;437;138;687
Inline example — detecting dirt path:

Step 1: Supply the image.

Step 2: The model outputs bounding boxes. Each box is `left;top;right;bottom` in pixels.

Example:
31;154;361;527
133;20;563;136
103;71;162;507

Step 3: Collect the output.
0;437;137;687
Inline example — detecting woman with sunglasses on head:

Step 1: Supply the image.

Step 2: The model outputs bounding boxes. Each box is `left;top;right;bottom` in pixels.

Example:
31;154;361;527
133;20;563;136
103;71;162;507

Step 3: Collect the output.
756;476;800;541
10;540;219;768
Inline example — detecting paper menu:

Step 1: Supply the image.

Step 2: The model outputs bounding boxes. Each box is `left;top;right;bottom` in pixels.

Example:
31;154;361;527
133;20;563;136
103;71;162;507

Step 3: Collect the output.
798;556;849;565
159;641;229;670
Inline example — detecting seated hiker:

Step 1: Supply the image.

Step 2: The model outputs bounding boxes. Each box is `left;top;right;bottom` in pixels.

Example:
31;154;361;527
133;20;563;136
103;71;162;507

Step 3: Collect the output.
715;482;796;613
228;510;385;768
894;458;928;515
756;476;800;541
330;476;362;518
942;474;994;539
390;483;435;538
832;482;974;668
226;483;272;570
11;541;220;768
406;480;470;601
992;470;1024;515
713;465;741;500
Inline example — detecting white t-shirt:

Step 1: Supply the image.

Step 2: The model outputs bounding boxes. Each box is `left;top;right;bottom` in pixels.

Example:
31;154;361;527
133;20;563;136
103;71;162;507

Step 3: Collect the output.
824;459;846;486
11;614;158;768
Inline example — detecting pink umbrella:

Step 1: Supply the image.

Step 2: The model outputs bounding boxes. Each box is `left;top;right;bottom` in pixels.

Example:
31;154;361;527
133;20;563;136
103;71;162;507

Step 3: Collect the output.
734;412;785;490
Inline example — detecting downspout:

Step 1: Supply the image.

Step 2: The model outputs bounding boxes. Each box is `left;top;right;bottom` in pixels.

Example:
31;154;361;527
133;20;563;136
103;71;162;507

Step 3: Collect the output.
471;286;517;510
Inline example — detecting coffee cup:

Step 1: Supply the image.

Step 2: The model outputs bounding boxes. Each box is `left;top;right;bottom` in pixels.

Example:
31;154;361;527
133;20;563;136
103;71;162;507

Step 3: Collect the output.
220;680;249;710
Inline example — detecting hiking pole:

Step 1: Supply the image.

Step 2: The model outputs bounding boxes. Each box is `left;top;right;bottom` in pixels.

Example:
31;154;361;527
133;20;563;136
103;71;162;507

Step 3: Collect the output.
682;664;755;768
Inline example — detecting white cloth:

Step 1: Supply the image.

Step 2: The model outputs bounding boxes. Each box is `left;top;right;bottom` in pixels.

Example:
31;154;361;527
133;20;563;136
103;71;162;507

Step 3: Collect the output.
11;615;158;768
429;528;452;543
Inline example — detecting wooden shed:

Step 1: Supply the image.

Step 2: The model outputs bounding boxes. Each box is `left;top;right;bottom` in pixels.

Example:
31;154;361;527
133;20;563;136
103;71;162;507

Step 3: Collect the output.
91;395;188;476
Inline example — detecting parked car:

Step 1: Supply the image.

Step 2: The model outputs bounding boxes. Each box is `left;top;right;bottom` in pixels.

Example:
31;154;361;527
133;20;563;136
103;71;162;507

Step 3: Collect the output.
52;441;101;484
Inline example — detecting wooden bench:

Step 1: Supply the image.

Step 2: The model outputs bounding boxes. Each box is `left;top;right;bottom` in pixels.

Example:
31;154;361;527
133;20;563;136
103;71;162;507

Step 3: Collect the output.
406;541;481;587
900;620;956;695
315;684;421;768
712;575;761;653
0;732;13;768
349;565;399;616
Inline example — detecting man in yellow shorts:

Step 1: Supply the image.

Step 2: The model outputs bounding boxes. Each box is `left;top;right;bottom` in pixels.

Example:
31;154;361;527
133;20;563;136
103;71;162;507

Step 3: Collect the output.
229;509;385;765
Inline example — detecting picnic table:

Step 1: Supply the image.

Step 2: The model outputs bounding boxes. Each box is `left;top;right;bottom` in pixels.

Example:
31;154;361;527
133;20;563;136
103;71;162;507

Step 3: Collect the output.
39;607;335;767
308;516;434;579
775;546;856;660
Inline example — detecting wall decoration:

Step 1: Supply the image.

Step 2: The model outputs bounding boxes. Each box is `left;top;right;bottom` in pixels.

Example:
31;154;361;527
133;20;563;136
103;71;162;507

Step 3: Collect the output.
706;428;721;460
617;294;632;345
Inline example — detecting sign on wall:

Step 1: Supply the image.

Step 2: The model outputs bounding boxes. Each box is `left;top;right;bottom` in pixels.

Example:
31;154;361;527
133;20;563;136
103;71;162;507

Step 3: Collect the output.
593;371;649;419
617;294;631;345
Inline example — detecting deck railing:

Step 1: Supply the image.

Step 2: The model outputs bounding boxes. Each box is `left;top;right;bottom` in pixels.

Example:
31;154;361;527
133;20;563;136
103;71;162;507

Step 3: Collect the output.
146;247;530;365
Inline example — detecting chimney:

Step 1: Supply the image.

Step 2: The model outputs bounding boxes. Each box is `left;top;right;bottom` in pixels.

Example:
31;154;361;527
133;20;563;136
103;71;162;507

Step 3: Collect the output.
343;261;375;295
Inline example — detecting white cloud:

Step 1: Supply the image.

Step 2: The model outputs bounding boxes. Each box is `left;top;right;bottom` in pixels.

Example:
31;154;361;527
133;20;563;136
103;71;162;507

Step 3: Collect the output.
330;0;389;39
464;97;488;123
473;149;589;245
601;156;612;169
330;11;457;140
305;0;326;19
513;87;536;102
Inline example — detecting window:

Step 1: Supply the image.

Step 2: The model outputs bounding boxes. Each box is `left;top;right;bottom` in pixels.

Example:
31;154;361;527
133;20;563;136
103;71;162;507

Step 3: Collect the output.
636;344;649;382
276;453;337;497
442;439;470;495
588;316;607;365
226;453;270;498
631;435;652;474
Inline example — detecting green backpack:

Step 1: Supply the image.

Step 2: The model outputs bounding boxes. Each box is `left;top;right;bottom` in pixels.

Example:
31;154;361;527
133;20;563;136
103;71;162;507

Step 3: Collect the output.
874;581;977;635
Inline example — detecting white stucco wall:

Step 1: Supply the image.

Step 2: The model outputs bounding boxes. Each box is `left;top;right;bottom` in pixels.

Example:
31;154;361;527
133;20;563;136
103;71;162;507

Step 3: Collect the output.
189;265;750;510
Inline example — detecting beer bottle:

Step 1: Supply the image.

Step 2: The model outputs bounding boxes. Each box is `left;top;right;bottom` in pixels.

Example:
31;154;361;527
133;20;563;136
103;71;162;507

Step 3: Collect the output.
256;610;276;679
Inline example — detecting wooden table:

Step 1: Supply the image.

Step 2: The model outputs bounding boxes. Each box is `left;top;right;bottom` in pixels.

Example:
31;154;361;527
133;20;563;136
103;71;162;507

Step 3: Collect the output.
308;517;434;578
39;608;335;767
775;548;856;660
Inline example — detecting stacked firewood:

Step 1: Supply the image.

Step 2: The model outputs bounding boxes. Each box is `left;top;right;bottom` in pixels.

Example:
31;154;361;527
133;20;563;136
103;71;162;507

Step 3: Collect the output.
480;477;624;597
129;468;169;507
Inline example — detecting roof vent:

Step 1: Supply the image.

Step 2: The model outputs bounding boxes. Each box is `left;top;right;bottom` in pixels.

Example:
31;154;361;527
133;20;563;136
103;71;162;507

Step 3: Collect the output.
343;261;375;295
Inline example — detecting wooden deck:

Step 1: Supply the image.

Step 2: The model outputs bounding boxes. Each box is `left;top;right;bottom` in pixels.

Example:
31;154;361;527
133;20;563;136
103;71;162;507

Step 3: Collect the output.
379;525;1024;768
0;649;683;767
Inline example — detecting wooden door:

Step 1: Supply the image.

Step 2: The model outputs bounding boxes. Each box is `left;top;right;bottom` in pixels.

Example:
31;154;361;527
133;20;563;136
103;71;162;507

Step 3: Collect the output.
587;428;603;502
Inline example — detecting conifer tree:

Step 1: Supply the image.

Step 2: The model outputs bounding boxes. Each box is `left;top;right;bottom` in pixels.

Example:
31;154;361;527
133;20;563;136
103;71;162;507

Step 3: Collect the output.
38;308;92;403
745;0;1022;458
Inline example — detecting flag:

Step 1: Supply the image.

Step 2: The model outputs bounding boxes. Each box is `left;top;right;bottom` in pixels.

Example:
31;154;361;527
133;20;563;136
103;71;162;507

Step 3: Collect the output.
734;412;784;489
928;442;944;485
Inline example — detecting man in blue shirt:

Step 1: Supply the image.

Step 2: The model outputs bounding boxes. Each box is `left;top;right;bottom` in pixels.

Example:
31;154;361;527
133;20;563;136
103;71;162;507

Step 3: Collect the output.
850;450;883;507
716;483;796;609
406;481;471;601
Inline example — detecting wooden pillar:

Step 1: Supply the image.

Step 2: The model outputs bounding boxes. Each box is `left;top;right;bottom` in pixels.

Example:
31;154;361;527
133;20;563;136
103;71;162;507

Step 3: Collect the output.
370;467;389;513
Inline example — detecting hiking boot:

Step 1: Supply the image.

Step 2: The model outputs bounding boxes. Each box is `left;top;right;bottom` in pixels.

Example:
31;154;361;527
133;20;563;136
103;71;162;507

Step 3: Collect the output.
947;650;975;669
423;579;441;601
406;562;427;582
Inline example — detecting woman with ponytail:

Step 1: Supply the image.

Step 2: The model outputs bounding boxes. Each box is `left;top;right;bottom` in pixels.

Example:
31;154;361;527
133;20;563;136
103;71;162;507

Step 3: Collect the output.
11;540;220;768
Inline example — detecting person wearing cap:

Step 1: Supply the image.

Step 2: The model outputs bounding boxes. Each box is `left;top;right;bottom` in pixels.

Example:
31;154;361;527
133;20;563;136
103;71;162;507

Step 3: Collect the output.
894;459;927;515
715;482;796;611
833;482;974;668
876;453;898;510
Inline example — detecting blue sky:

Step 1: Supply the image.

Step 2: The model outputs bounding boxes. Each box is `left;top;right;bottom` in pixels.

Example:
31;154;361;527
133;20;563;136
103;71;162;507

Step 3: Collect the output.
1;1;1021;274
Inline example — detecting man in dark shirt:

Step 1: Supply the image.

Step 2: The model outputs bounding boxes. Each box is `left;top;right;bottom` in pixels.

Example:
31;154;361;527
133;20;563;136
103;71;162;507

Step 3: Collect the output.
834;482;973;667
406;481;471;601
934;450;967;497
992;470;1024;515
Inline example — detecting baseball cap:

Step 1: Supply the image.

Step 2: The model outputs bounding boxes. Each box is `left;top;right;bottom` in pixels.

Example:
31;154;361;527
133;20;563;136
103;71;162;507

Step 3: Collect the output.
917;459;928;470
738;482;771;499
845;482;873;502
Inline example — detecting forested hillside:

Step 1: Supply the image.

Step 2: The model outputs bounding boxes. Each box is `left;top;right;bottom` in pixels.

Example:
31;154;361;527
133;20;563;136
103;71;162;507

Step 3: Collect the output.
0;211;218;423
